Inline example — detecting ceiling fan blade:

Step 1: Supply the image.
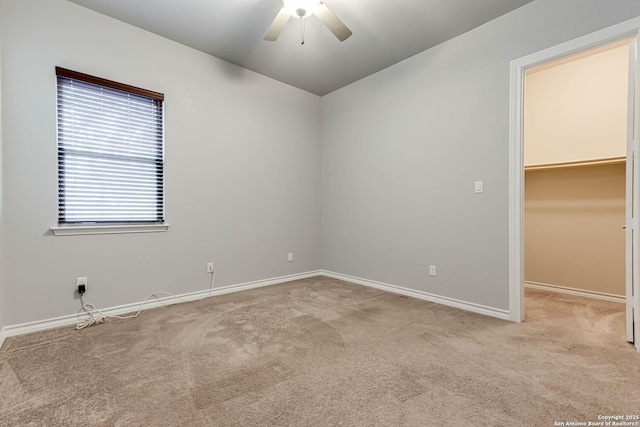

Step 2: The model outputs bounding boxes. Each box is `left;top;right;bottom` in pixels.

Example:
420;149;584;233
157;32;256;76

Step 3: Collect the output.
264;8;291;41
314;3;352;42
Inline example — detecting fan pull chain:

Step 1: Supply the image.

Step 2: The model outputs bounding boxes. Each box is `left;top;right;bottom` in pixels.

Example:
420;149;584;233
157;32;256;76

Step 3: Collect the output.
300;15;305;45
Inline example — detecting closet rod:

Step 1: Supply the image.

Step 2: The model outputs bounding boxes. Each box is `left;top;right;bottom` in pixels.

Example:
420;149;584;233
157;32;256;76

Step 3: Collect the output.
525;156;625;171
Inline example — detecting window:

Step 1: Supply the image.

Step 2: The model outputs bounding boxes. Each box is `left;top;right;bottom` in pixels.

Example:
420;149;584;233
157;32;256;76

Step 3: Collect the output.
55;67;165;229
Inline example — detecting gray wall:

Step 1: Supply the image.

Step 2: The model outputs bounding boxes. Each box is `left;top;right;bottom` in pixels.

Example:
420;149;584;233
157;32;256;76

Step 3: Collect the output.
2;0;640;329
0;0;321;326
320;0;640;310
0;0;5;331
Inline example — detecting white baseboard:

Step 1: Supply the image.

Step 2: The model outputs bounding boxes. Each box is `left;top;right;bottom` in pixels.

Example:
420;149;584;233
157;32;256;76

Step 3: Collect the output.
0;270;322;350
0;269;514;350
320;270;511;321
524;281;625;304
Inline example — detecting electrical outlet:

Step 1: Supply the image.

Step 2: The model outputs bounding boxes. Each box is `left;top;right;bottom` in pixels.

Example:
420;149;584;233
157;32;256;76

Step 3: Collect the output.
77;276;87;293
288;252;294;262
429;265;437;277
207;262;214;273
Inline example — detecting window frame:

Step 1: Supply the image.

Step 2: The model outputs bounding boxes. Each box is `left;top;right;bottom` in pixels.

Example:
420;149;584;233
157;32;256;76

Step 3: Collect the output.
51;67;169;236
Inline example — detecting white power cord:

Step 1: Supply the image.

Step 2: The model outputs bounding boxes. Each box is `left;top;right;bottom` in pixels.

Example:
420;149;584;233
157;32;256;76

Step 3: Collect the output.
76;266;217;330
76;295;107;329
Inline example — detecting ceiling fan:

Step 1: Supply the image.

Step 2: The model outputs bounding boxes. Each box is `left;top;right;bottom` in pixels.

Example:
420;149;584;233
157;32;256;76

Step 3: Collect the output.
264;0;352;43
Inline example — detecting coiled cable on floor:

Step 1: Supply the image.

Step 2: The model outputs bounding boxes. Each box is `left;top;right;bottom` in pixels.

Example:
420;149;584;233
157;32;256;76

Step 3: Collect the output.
76;295;107;330
75;268;217;330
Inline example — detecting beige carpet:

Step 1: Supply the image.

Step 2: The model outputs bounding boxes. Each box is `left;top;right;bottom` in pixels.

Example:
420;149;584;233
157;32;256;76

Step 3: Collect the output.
0;277;638;426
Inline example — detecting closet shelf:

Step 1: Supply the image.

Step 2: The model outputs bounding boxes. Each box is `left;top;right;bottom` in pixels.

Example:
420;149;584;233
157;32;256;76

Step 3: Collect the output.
525;157;625;171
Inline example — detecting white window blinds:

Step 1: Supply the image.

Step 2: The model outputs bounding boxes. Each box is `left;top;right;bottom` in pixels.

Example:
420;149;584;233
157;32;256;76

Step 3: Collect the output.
56;67;165;224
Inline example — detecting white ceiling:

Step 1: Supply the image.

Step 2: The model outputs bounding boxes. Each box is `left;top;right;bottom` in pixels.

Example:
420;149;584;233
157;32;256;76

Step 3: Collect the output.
68;0;535;96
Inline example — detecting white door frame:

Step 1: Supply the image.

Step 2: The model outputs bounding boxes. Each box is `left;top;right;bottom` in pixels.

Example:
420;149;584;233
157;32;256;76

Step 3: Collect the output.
508;17;640;351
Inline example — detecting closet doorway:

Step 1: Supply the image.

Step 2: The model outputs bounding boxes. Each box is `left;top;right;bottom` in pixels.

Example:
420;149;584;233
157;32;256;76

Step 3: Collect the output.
522;38;636;345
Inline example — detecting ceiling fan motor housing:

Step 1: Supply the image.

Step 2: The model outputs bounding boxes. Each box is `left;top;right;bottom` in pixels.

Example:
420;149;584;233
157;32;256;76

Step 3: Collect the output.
283;0;319;18
264;0;352;43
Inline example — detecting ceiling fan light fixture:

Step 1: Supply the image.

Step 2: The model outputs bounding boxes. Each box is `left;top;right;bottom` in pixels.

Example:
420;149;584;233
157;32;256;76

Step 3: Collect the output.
283;0;320;18
264;0;351;43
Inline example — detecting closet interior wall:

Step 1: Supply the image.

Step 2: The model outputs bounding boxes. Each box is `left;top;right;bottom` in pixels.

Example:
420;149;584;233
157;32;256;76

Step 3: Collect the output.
524;42;630;298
